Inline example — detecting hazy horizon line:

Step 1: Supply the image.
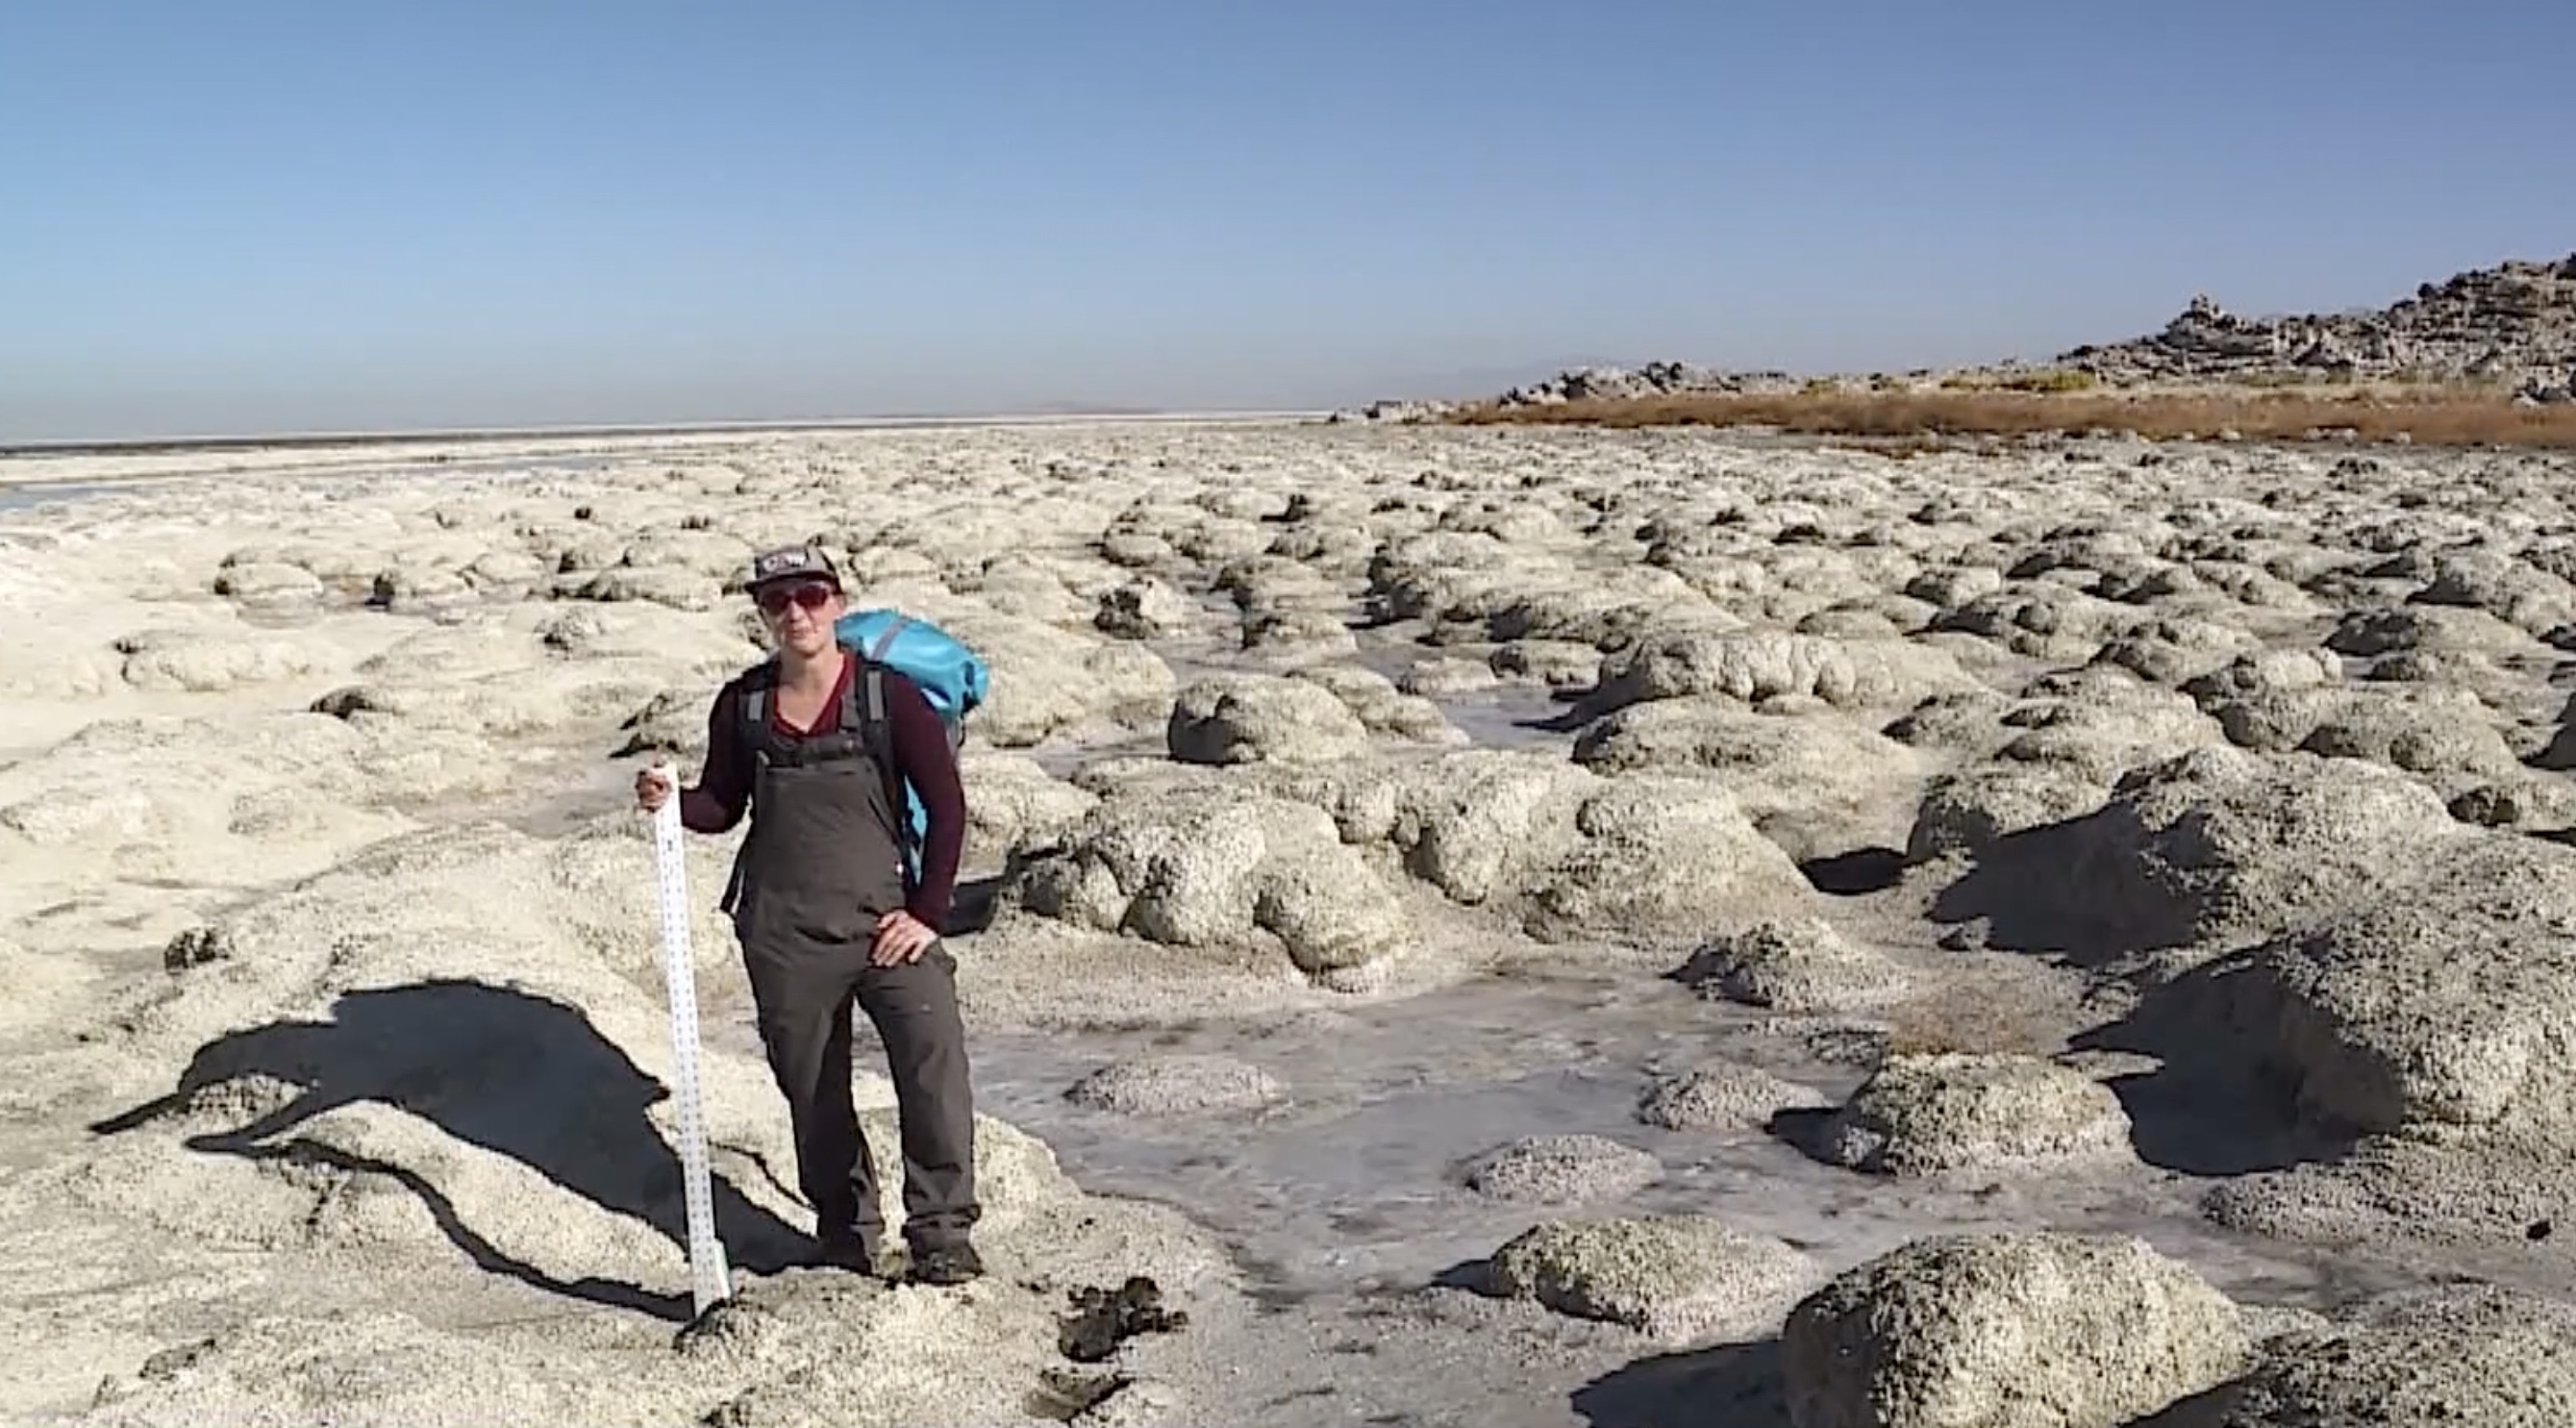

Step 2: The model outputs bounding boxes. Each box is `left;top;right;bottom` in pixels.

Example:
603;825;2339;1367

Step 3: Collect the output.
0;404;1353;460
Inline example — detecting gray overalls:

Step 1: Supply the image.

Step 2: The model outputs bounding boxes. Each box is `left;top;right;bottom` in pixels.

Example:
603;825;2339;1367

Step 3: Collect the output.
718;650;979;1256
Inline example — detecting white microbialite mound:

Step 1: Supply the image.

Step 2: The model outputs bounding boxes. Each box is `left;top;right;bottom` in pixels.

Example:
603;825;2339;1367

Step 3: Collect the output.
7;415;2576;1423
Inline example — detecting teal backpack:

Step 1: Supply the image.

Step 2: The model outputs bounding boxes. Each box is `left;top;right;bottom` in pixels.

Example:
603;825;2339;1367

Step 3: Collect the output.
736;608;988;886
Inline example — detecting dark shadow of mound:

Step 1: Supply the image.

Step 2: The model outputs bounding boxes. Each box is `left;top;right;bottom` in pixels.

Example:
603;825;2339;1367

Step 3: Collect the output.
90;977;813;1322
1763;1106;1845;1167
1925;826;2093;953
1798;845;1905;896
1923;812;2192;964
1428;1258;1492;1294
946;873;1009;935
2526;719;2576;772
2124;1381;2254;1428
2066;954;2362;1178
1347;599;1412;632
1520;702;1600;736
1503;670;1648;735
1572;1339;1789;1428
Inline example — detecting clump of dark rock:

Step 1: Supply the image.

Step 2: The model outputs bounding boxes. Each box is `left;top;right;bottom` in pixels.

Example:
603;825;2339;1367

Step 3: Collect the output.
1025;1366;1132;1421
162;926;232;973
137;1339;218;1381
1058;1276;1188;1364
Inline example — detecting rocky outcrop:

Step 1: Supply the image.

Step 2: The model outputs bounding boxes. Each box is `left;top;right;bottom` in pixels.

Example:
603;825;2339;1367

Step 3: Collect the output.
2158;1283;2576;1427
1331;362;1805;421
2058;254;2576;398
1484;1214;1818;1342
1336;251;2576;413
1801;1052;2137;1178
1781;1231;2253;1428
1482;362;1805;409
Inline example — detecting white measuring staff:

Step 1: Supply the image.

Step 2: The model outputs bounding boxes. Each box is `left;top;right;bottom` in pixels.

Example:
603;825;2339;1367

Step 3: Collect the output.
649;756;732;1316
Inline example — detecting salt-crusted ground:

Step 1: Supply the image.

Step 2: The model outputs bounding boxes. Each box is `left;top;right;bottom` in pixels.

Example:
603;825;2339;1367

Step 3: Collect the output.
6;419;2576;1426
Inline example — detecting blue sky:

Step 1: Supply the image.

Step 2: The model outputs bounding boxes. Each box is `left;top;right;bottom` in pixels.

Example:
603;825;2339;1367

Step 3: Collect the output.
4;0;2571;442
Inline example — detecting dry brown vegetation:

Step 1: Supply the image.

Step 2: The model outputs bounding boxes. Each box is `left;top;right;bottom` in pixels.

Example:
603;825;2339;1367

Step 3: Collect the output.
1444;386;2576;449
1878;983;2056;1059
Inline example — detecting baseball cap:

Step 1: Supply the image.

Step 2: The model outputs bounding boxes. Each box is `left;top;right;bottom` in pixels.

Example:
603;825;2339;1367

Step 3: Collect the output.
744;543;841;592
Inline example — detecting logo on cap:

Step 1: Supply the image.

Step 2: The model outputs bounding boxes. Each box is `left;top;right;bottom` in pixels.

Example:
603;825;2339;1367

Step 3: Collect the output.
753;547;812;579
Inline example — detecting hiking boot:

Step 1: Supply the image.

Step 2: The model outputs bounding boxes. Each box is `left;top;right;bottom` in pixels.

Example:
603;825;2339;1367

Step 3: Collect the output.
907;1240;985;1287
815;1232;893;1279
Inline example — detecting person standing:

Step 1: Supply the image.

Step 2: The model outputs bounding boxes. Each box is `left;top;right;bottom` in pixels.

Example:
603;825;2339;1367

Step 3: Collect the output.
637;544;983;1286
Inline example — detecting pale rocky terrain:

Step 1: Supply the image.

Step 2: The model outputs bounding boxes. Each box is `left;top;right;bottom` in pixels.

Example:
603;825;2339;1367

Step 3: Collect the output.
5;414;2576;1426
1341;249;2576;417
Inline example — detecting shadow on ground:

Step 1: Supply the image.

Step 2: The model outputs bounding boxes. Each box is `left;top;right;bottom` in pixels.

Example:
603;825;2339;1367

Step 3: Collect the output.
1762;1104;1846;1168
1427;1258;1490;1294
2066;953;2363;1179
1917;803;2209;966
1797;845;1907;896
89;977;813;1322
2123;1381;2259;1428
947;872;1009;936
1572;1339;1789;1428
1896;799;2376;1181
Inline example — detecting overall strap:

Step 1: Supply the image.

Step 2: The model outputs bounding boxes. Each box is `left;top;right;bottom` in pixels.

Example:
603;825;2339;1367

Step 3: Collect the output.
722;650;911;914
736;652;873;762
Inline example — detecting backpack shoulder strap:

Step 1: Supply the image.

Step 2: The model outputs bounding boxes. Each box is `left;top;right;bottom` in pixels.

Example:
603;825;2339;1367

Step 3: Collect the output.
855;646;886;732
866;614;913;662
738;656;779;727
719;659;782;917
856;660;922;889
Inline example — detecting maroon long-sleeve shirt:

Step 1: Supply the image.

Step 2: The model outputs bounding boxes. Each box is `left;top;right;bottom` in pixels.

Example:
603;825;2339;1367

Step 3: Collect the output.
679;655;966;930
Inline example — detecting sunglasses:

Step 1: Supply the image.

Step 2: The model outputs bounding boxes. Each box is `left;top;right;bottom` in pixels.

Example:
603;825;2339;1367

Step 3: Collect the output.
755;581;837;616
